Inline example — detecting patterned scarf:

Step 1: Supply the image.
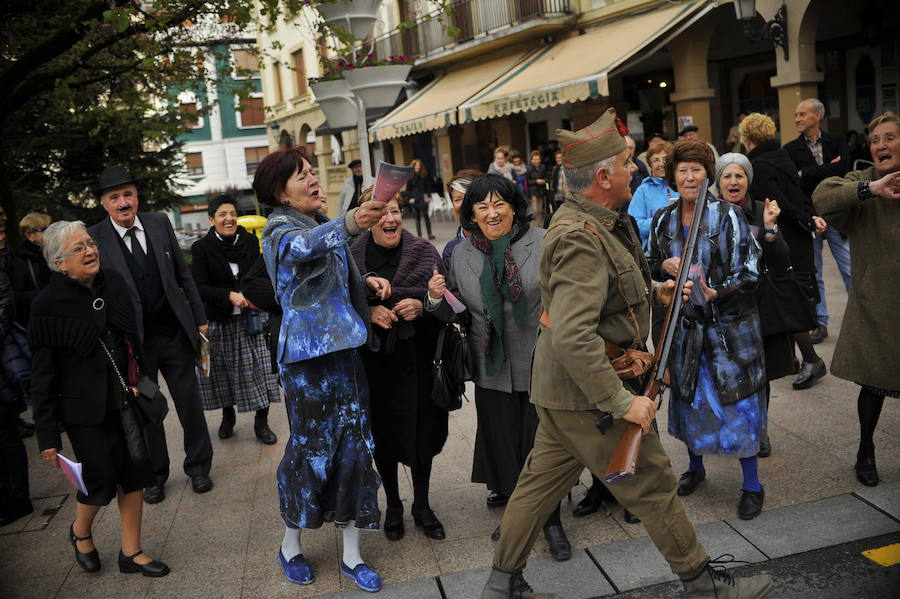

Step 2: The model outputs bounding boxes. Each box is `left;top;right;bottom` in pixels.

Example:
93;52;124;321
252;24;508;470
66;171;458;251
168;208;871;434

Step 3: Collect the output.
470;224;528;377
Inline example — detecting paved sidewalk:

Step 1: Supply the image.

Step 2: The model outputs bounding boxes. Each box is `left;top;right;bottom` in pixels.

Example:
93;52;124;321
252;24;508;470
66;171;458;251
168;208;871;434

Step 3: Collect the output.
2;213;898;598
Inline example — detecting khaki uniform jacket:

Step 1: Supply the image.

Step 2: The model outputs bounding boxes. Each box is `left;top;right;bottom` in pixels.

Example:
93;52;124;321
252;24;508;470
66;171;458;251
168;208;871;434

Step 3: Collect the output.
532;193;660;418
813;167;900;391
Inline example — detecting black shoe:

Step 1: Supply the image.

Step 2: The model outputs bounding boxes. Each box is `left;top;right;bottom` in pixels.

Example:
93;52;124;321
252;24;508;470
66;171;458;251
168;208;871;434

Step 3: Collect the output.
855;456;879;487
0;497;33;527
428;235;436;240
70;523;101;573
809;324;828;344
623;509;641;524
573;484;614;518
412;507;445;540
143;483;165;504
118;550;170;577
738;487;765;520
16;418;35;439
792;358;826;389
383;506;404;541
758;430;771;458
191;475;213;494
254;423;277;445
491;525;501;542
677;470;705;497
218;410;235;439
486;491;508;508
543;524;571;562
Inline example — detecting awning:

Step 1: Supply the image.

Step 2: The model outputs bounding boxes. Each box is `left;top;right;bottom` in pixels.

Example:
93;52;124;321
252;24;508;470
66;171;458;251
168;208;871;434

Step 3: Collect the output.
369;51;534;142
460;0;714;123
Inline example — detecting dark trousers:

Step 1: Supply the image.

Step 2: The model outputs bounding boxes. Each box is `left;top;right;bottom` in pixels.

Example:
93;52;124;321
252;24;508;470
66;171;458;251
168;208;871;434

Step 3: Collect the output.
142;327;213;481
413;205;432;237
0;403;29;502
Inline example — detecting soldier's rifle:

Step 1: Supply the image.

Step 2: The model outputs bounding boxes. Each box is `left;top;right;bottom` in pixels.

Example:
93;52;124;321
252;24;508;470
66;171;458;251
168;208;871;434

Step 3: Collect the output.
603;179;709;483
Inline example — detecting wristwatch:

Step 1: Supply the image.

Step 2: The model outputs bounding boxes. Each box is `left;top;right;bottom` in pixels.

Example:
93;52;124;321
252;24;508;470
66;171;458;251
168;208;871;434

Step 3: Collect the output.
764;224;779;235
857;180;872;201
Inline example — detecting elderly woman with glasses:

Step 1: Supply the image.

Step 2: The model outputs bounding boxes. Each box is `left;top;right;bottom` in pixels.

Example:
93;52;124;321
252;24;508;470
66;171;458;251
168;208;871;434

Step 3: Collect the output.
30;221;167;577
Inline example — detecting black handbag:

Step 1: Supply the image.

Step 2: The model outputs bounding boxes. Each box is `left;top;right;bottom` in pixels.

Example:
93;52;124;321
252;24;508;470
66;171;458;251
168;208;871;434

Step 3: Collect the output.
757;266;818;337
244;308;263;336
99;338;169;426
431;323;467;412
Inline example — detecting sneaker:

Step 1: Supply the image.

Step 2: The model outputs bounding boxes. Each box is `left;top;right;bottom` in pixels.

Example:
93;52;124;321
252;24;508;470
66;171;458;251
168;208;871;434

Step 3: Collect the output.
809;325;828;344
792;358;826;389
278;549;314;585
340;561;382;592
682;555;773;598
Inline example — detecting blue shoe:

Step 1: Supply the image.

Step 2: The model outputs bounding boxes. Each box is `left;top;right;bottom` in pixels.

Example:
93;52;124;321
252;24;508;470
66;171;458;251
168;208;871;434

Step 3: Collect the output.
340;561;382;592
278;549;314;585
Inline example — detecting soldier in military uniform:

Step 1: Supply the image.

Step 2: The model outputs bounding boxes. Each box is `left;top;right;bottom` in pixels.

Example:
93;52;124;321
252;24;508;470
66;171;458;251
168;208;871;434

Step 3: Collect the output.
478;109;773;599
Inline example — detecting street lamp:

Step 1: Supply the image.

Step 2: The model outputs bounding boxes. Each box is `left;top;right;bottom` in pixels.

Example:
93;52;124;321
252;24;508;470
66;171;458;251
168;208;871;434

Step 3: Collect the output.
734;0;789;61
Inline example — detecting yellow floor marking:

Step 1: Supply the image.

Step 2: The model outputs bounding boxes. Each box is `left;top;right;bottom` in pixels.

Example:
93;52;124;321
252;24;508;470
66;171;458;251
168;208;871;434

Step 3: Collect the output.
862;543;900;567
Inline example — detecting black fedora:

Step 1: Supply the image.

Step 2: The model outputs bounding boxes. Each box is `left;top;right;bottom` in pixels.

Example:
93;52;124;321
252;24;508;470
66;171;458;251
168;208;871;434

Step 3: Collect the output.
94;165;140;197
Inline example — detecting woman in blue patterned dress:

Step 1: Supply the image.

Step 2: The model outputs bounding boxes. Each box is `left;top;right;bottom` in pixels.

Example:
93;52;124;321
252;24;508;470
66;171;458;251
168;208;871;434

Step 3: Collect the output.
253;147;390;593
647;140;767;521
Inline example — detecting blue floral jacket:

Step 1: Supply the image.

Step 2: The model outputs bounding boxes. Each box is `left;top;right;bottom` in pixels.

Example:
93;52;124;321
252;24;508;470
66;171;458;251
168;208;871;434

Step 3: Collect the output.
648;195;765;405
262;206;371;365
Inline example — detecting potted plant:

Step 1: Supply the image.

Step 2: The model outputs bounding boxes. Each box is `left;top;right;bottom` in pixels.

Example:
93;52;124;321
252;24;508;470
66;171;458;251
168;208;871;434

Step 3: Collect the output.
309;59;357;129
315;0;383;41
343;54;412;109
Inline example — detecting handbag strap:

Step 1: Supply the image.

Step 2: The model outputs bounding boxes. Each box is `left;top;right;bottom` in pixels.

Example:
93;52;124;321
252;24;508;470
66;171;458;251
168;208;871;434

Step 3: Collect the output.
434;324;447;363
98;337;130;395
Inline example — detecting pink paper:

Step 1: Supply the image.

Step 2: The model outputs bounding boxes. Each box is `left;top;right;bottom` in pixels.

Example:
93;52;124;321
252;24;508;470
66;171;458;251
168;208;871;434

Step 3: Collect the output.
372;161;414;203
58;453;88;496
443;289;467;314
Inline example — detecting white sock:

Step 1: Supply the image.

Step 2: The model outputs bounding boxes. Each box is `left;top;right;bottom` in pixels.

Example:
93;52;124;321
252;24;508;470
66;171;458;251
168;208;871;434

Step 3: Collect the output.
281;526;302;560
341;522;363;568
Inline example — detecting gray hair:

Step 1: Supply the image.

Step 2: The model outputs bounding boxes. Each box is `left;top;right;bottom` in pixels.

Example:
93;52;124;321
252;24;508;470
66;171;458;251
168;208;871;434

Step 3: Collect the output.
562;157;616;194
801;98;825;117
716;153;754;186
43;220;88;272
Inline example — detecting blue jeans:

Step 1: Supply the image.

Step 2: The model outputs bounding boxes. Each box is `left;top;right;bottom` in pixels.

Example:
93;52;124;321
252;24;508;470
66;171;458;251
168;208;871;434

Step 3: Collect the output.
813;227;851;326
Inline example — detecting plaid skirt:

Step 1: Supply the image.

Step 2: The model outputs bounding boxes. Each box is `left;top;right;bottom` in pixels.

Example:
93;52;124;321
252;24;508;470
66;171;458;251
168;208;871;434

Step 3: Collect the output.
198;311;281;412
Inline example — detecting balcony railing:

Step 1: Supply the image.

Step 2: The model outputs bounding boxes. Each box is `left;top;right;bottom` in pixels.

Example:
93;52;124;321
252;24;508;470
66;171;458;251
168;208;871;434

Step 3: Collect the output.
375;0;571;63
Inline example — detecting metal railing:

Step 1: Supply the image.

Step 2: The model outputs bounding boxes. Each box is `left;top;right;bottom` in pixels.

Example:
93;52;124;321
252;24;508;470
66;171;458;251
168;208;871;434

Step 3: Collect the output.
374;0;571;62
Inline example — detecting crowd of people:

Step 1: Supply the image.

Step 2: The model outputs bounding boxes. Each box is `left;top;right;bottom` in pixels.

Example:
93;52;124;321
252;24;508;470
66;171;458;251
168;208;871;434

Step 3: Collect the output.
0;101;896;599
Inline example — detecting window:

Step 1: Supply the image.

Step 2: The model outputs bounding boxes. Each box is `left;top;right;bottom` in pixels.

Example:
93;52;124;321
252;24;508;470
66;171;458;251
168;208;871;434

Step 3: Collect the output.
292;49;306;96
185;152;204;176
232;49;260;78
245;146;269;175
237;96;265;127
272;61;284;104
180;102;200;128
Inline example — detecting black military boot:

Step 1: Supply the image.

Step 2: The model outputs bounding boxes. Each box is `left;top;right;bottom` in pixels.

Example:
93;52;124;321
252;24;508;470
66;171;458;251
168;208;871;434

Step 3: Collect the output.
480;567;559;599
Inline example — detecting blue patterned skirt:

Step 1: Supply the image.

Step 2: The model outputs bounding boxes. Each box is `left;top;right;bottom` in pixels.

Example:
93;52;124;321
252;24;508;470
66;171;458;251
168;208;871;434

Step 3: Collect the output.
277;348;381;529
668;353;765;459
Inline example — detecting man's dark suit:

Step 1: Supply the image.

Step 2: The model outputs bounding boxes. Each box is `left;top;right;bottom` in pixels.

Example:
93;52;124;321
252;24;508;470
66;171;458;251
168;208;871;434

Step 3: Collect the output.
783;131;851;196
89;213;213;482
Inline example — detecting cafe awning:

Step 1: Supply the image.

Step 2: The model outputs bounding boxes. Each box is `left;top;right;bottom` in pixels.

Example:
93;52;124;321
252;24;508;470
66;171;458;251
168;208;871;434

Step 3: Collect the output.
369;51;535;142
460;0;714;123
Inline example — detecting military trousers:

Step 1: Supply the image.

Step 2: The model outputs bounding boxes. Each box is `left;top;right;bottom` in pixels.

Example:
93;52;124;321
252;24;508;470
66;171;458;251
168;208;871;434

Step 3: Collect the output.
494;405;709;578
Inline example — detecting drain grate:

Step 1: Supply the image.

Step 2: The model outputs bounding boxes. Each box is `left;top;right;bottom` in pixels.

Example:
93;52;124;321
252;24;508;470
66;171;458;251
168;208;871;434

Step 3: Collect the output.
0;494;69;536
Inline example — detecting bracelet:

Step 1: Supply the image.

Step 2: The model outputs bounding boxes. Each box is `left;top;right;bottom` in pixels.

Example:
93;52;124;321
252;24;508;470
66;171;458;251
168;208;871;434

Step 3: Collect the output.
857;180;871;201
764;227;777;235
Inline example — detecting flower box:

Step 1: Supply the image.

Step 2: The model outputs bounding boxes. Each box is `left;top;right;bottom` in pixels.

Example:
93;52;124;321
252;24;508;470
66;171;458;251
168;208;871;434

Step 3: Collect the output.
344;64;411;109
316;0;382;41
310;78;357;129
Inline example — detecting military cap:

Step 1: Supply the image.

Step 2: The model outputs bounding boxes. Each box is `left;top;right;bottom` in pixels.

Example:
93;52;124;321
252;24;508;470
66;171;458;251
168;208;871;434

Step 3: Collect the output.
556;108;629;168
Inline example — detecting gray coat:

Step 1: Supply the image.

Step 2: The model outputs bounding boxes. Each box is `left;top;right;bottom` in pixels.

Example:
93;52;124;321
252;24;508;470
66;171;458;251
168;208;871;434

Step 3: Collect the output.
429;226;544;393
813;166;900;391
88;213;206;349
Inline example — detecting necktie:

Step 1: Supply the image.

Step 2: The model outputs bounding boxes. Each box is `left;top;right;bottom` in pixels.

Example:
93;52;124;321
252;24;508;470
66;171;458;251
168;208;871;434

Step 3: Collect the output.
126;227;147;269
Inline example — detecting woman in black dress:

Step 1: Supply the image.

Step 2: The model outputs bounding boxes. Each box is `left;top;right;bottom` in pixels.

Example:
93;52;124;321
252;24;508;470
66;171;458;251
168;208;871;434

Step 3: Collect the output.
31;221;167;577
350;191;448;542
404;159;435;239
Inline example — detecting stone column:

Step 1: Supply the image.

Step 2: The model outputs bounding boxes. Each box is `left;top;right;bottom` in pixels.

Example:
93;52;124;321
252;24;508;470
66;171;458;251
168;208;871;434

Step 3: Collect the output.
667;11;719;144
434;128;455;186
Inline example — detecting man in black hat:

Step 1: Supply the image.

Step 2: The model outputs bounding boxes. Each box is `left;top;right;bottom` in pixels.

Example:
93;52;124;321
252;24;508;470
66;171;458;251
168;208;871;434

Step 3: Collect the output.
679;124;720;160
338;159;364;215
88;165;214;504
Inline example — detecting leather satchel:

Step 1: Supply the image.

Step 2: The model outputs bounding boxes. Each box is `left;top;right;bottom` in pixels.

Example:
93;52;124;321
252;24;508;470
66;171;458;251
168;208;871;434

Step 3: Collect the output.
431;323;467;412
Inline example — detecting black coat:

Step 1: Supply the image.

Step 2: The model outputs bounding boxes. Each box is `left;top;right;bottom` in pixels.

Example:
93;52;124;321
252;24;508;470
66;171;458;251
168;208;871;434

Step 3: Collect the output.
783;131;851;197
746;140;818;283
404;174;433;208
189;227;261;323
28;269;140;451
10;240;51;327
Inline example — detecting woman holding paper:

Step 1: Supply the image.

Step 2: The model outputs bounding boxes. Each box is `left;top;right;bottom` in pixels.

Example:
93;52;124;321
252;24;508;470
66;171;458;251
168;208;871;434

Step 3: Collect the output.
349;190;448;542
425;174;572;562
646;140;767;520
30;221;168;576
255;146;390;592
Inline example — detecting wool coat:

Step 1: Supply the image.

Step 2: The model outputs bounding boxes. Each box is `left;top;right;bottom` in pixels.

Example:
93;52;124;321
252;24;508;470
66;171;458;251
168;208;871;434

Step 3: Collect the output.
190;226;261;323
813;166;900;391
9;240;51;327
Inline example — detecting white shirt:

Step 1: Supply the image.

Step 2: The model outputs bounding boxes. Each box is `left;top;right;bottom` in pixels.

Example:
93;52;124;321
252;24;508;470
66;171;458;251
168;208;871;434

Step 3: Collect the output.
109;215;147;254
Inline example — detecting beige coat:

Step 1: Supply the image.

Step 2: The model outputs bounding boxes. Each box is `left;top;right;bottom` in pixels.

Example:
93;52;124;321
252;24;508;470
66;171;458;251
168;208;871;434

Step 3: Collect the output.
813;167;900;391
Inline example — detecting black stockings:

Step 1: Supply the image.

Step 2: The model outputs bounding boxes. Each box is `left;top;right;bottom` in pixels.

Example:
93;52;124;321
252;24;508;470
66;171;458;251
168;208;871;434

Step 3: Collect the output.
857;387;885;459
793;331;819;363
376;457;433;513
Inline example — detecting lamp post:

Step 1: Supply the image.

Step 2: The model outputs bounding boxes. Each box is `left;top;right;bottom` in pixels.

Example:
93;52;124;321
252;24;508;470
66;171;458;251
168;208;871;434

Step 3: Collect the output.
734;0;789;61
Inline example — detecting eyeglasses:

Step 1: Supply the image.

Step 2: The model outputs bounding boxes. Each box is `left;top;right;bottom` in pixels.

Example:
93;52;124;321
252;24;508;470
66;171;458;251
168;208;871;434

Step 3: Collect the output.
62;239;98;257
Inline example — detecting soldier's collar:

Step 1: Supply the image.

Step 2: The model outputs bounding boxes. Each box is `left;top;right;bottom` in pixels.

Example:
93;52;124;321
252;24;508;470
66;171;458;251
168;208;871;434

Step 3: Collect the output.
567;193;620;231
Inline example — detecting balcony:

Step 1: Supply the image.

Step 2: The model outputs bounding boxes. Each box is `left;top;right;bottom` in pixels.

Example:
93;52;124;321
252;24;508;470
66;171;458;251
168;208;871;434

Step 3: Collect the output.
375;0;573;68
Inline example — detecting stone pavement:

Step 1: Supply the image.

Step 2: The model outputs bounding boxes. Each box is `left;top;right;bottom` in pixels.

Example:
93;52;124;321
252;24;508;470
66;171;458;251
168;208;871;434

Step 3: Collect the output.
2;211;898;598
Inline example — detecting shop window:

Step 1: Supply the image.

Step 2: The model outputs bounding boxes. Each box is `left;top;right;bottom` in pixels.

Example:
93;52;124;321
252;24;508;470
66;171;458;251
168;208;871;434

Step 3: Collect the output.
245;146;269;174
237;96;265;128
185;152;204;176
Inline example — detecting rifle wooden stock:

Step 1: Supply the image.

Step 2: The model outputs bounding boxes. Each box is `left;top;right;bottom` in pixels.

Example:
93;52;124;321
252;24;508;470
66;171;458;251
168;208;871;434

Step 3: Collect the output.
603;181;709;484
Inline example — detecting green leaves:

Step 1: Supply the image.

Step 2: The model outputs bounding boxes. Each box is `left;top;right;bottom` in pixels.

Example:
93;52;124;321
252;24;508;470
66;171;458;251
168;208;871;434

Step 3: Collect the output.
103;7;131;33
